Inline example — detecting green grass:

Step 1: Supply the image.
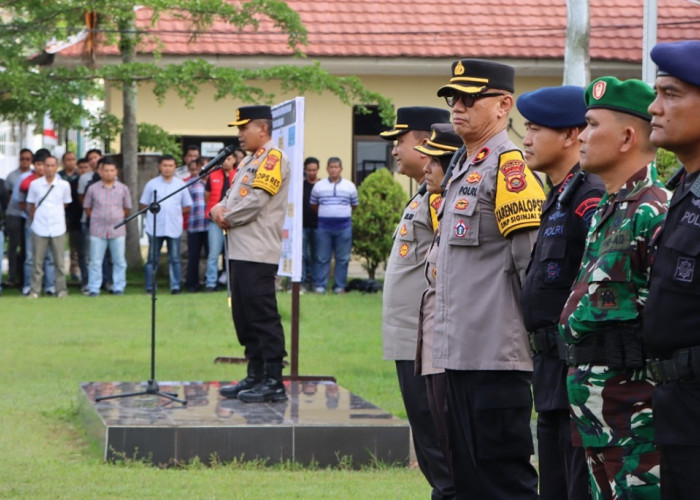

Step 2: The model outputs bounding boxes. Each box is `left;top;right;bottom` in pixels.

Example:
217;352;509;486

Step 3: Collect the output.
0;285;429;498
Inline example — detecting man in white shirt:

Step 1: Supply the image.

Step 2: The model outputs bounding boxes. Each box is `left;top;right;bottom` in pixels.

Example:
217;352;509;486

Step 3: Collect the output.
139;154;193;294
309;157;358;293
27;155;72;298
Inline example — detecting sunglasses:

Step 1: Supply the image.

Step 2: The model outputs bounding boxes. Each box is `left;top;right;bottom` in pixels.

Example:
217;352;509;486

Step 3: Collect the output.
444;92;505;108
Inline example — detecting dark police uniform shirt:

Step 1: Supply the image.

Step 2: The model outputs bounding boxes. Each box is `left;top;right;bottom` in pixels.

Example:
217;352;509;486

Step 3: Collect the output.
521;165;603;411
645;170;700;445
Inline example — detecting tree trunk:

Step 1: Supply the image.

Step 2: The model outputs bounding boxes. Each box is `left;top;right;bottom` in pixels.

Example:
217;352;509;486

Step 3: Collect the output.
564;0;590;86
120;16;142;270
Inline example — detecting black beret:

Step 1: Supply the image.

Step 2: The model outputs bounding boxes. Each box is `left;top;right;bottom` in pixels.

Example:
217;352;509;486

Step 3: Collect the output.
228;105;273;127
380;107;451;140
516;86;587;129
437;59;515;97
651;40;700;88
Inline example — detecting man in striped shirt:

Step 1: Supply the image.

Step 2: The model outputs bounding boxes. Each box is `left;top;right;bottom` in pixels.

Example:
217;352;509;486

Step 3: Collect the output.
309;157;358;294
83;157;132;296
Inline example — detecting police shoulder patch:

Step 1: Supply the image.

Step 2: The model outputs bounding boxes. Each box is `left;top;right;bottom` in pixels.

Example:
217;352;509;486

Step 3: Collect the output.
494;150;546;237
251;149;283;196
428;193;442;232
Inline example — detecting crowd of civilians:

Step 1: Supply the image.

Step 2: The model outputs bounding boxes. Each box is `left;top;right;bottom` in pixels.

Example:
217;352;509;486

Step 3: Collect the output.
0;147;356;297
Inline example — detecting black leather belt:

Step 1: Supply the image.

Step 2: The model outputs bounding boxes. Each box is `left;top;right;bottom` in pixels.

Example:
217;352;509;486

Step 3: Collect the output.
558;322;645;369
648;346;700;384
528;325;560;356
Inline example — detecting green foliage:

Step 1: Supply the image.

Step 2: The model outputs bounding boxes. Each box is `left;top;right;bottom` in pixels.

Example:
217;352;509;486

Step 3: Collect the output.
655;148;681;185
137;122;181;156
352;169;408;279
87;109;123;148
0;0;395;132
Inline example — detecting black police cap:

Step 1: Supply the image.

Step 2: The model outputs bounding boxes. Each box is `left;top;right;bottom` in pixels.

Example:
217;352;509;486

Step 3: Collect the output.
379;106;451;140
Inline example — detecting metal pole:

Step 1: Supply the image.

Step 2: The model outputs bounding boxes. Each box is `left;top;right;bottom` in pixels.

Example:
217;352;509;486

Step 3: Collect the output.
642;0;658;85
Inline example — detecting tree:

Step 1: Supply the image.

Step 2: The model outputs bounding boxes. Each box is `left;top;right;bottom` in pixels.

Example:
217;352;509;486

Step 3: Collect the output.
352;169;407;280
0;0;394;268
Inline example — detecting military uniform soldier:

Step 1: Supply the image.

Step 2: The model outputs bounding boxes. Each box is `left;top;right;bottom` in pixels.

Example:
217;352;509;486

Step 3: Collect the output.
212;105;291;403
433;59;545;499
518;86;604;500
558;77;670;498
644;40;700;499
379;107;455;499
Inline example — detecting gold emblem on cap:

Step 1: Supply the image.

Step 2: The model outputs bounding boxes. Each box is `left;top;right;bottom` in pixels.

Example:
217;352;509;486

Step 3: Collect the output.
454;61;465;76
236;109;241;120
430;130;437;141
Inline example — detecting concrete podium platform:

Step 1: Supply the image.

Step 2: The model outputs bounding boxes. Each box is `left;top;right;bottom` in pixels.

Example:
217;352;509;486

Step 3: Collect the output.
78;380;409;467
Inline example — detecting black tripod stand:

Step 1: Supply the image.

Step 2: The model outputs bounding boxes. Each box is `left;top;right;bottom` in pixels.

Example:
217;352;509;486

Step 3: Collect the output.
96;146;237;405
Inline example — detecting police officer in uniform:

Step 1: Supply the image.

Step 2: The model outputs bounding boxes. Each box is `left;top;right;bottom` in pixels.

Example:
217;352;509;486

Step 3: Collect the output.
380;106;455;499
433;59;546;499
517;86;603;500
414;123;463;497
213;105;291;403
558;77;669;498
644;40;700;499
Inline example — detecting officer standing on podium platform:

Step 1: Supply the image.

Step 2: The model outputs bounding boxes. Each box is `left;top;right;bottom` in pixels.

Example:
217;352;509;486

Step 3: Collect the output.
212;105;291;404
644;40;700;499
433;59;545;499
517;86;603;500
379;106;455;499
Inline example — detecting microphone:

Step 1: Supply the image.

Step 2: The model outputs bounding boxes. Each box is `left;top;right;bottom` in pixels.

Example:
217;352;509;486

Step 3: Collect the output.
199;144;237;176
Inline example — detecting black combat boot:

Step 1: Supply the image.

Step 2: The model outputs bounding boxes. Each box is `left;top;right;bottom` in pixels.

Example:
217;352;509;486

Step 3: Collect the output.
219;358;264;399
238;361;288;403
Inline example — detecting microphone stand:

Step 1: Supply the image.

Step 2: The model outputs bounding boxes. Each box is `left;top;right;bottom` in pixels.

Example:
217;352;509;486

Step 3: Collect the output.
96;150;233;405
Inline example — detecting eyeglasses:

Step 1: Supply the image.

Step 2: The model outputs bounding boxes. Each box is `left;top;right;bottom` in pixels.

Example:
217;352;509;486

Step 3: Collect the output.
444;92;505;108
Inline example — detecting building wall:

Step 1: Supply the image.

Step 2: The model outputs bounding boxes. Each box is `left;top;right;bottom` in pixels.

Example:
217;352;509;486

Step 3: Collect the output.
106;73;561;191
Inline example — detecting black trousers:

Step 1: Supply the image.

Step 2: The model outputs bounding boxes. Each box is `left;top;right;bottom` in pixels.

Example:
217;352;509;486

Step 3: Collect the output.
185;230;208;291
537;409;590;500
396;361;455;499
5;215;25;285
660;444;700;500
229;260;286;361
446;369;538;500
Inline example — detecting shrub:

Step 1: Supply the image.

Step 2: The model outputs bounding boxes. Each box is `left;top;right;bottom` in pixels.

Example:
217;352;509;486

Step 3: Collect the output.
352;168;407;279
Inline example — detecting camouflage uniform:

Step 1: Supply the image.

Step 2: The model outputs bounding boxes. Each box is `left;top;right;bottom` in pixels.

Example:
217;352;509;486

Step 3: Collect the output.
559;164;670;499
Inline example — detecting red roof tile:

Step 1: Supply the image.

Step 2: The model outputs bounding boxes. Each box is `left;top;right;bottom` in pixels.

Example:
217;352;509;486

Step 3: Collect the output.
59;0;700;63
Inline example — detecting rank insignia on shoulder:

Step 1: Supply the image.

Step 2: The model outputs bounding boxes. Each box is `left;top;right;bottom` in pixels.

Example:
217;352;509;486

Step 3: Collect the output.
254;147;266;158
399;224;408;236
558;173;574;193
454;219;468;238
240;186;249;197
399;243;410;257
473;147;490;164
409;200;420;209
241;175;249;184
467;172;482;184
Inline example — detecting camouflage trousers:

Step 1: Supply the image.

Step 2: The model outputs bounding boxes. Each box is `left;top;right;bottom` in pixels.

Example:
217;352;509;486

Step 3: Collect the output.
585;442;660;499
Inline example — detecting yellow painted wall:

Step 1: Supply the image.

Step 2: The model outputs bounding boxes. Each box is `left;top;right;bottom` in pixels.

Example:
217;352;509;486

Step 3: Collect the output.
107;73;561;191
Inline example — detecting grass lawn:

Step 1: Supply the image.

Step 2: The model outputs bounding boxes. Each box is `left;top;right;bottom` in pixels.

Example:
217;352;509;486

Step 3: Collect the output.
0;283;430;498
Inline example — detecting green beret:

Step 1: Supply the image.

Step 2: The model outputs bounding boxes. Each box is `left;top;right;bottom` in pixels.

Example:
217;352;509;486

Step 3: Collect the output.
584;77;655;121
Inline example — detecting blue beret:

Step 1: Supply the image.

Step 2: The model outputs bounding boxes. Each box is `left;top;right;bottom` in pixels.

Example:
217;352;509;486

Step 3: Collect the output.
651;40;700;88
516;86;587;129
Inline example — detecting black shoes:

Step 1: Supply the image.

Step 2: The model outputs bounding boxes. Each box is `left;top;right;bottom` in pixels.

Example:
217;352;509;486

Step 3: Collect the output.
219;359;264;399
238;362;288;403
